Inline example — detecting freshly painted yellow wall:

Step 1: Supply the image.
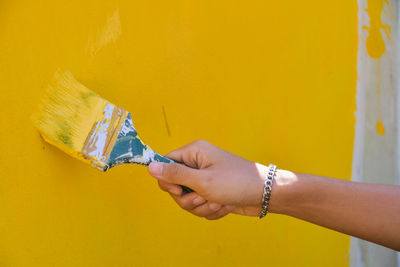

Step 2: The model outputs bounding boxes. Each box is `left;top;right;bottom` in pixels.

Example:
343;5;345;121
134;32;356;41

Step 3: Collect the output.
0;1;357;266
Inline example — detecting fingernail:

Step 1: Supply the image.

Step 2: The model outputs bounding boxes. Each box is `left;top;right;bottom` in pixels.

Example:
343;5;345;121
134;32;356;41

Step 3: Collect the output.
209;203;221;211
149;162;163;178
193;196;205;205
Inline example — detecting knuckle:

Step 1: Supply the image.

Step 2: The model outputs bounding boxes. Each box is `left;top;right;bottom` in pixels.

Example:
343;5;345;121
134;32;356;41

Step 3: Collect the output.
191;208;209;218
178;199;192;210
157;180;169;190
198;171;214;188
192;139;209;147
199;209;216;218
208;202;221;211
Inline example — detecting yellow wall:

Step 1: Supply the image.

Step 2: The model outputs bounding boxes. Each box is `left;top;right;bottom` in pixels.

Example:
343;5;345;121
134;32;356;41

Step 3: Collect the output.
0;1;357;266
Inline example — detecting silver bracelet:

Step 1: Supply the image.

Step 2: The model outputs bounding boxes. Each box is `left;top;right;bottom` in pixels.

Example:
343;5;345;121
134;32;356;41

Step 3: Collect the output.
259;164;276;219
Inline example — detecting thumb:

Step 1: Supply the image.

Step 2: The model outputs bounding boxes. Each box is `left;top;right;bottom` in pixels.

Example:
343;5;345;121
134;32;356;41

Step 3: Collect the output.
148;162;200;188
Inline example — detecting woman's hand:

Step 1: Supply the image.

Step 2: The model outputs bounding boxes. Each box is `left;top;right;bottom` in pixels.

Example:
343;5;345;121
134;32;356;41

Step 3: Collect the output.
147;140;271;219
147;140;400;251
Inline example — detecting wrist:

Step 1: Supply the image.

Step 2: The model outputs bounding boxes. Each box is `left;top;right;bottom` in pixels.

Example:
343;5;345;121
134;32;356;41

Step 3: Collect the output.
268;169;299;214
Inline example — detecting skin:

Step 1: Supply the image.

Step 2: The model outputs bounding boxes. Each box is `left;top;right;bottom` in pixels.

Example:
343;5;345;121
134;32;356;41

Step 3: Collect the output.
147;140;400;251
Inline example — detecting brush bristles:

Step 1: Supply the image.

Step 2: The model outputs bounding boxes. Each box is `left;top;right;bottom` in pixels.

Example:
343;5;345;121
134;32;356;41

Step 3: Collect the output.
32;70;108;161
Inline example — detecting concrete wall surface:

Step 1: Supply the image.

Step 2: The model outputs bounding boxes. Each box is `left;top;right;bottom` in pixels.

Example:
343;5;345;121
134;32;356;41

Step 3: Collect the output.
351;0;399;266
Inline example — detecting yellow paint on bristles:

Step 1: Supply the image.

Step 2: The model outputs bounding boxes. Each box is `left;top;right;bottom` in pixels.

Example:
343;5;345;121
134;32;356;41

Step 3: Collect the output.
32;70;109;162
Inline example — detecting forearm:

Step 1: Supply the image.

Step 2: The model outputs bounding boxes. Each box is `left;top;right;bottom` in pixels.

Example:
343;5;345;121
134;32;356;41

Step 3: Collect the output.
270;170;400;251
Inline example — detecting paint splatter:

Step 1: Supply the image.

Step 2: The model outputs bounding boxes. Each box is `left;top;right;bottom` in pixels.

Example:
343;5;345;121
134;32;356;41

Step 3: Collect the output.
362;1;391;136
362;0;391;58
376;121;385;135
87;9;122;57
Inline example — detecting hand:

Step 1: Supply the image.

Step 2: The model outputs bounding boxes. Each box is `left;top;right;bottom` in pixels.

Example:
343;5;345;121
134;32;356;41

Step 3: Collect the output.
147;140;270;219
150;140;400;250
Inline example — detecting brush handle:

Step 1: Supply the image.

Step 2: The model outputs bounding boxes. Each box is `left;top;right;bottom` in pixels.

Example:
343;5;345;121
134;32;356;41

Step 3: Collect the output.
106;113;193;193
151;152;194;193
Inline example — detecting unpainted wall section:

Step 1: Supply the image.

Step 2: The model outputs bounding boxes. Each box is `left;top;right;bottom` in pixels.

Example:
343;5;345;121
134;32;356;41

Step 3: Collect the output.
352;0;399;266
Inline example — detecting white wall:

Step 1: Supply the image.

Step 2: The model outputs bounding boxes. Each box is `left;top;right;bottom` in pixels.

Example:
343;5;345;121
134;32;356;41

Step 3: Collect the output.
351;0;399;266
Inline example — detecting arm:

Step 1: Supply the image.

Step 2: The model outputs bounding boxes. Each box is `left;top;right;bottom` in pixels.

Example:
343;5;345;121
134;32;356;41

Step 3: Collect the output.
270;170;400;251
147;140;400;251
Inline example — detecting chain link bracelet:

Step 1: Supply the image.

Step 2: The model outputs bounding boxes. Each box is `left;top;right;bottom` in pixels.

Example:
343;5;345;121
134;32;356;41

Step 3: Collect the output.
259;164;276;219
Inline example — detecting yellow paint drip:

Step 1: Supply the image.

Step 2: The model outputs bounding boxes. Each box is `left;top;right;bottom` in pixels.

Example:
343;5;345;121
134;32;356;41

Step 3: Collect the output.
363;0;391;58
363;2;390;137
376;121;386;135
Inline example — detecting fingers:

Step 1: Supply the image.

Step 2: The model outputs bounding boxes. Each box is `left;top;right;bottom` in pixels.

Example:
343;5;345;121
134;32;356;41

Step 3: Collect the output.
149;140;217;192
148;162;201;189
170;192;207;210
205;205;235;220
157;181;233;220
190;202;234;220
165;140;214;169
158;180;182;196
150;140;238;220
165;145;193;167
169;192;233;219
189;202;222;217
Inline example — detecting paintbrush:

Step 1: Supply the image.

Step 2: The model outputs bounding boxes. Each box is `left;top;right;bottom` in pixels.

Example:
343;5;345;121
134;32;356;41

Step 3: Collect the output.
33;70;192;192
